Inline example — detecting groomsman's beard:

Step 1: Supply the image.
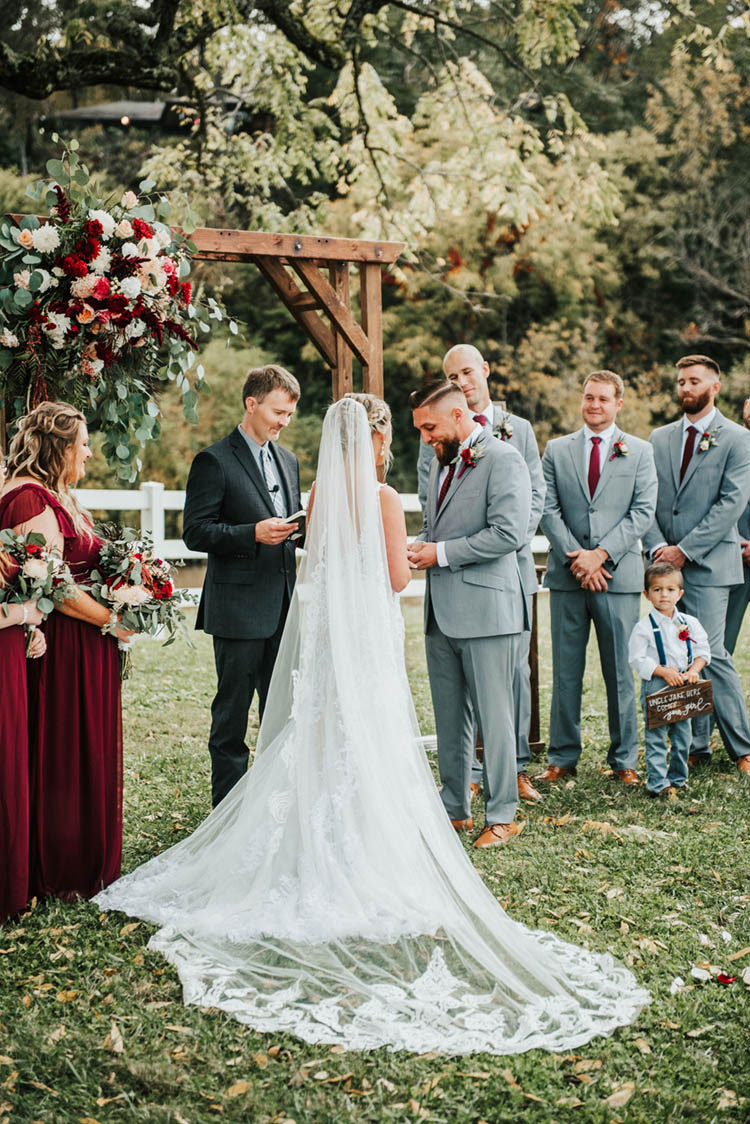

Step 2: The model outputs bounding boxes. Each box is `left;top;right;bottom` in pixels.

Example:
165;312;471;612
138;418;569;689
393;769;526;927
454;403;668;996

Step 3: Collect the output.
679;388;712;415
435;437;460;466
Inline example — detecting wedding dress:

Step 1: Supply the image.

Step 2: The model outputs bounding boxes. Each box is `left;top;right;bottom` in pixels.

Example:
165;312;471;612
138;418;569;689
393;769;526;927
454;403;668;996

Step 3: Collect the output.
95;398;649;1054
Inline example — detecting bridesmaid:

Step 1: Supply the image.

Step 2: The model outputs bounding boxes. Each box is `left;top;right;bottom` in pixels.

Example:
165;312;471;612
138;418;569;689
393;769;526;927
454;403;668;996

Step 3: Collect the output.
3;402;133;901
0;545;45;923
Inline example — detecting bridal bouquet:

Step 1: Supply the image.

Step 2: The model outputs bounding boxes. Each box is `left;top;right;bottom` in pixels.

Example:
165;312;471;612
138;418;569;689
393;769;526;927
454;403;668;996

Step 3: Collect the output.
86;524;188;675
0;528;77;650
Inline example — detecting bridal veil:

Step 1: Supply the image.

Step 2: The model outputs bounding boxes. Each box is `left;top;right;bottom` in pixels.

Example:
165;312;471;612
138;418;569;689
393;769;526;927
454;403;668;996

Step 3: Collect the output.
95;398;648;1054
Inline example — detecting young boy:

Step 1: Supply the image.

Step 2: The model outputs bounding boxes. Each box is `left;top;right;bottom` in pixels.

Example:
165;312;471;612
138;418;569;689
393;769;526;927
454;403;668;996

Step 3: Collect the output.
629;561;710;797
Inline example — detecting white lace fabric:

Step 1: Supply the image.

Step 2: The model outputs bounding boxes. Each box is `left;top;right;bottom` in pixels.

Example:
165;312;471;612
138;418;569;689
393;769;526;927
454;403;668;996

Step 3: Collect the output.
95;399;649;1054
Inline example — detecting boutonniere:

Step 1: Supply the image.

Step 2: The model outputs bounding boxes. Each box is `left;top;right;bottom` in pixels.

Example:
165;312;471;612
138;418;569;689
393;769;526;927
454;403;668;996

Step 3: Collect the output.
678;626;692;643
697;429;718;453
609;439;629;461
454;443;486;478
492;415;513;442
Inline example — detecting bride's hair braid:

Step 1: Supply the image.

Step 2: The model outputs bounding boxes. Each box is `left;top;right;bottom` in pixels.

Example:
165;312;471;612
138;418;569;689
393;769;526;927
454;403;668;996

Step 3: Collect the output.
344;392;393;473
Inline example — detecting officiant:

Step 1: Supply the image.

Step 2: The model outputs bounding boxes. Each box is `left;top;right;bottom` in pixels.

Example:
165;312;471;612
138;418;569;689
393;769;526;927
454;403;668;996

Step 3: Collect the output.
183;365;302;806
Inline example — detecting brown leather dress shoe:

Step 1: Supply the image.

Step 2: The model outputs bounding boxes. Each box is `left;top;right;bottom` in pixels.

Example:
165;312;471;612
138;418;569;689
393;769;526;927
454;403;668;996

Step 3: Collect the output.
517;772;542;802
613;768;640;786
474;821;525;848
688;754;711;767
535;765;576;784
738;756;750;775
470;782;482;800
451;818;474;832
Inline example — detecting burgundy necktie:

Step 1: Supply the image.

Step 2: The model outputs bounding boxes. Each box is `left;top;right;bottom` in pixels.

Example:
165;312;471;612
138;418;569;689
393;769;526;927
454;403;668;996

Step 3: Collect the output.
680;425;698;482
588;436;602;498
437;463;455;510
473;413;489;428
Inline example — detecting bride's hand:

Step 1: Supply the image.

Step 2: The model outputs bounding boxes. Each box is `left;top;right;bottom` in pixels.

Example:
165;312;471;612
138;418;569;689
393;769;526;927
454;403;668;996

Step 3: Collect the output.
408;542;438;570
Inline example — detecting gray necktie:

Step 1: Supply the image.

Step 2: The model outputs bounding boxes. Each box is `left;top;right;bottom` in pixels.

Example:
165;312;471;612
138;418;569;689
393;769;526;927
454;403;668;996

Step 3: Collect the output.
261;446;286;517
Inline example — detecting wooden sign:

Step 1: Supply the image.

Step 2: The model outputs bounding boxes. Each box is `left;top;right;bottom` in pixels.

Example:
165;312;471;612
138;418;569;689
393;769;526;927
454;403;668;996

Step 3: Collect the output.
646;680;713;729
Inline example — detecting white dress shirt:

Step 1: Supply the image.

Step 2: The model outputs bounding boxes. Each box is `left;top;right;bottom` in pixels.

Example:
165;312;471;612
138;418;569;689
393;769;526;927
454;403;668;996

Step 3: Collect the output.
681;406;716;457
436;424;484;567
629;607;710;681
582;421;617;479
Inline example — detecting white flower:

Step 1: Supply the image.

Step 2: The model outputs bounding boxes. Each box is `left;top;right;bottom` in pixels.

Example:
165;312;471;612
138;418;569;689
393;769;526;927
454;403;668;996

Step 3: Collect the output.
111;584;151;606
88;208;116;240
139;260;167;293
124;318;146;340
71;274;96;299
0;328;19;347
121;241;140;258
116;219;134;239
35;268;54;293
23;558;49;579
121;190;138;210
42;312;72;349
155;227;171;248
13;269;31;289
119;276;142;300
90;246;112;275
31;224;61;253
140;237;161;258
52;266;65;278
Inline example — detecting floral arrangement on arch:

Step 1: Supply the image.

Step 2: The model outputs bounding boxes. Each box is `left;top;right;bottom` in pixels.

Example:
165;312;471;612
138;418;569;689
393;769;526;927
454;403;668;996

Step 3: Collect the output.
0;139;231;481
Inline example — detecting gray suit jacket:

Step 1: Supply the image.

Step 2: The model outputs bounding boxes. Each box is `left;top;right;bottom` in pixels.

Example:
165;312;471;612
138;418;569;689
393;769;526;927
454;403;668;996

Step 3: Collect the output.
417;407;544;595
642;410;750;587
418;431;531;638
541;428;657;593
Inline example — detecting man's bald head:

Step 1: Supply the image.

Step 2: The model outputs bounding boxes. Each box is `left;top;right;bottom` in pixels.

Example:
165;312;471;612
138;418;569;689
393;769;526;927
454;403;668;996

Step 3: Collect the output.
442;344;491;413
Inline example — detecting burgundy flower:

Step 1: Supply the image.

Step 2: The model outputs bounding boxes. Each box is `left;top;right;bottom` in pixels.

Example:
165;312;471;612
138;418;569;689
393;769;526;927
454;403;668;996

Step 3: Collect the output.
132;217;153;240
53;185;72;223
166;273;179;297
84;219;104;239
62;255;88;278
92;277;110;301
180;281;192;306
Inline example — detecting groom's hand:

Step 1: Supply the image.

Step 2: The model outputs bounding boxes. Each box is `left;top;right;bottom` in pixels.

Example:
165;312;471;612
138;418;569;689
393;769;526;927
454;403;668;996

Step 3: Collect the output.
408;542;438;569
256;517;297;545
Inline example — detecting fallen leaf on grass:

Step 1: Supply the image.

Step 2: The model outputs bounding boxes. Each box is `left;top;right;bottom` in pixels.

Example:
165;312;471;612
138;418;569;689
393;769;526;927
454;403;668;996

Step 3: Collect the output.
690;966;711;982
634;1038;651;1055
46;1026;67;1045
253;1052;268;1068
225;1082;251;1099
727;946;750;962
0;1059;12;1067
95;1094;127;1107
501;1069;520;1089
686;1025;717;1038
669;977;686;994
603;1082;635;1108
742;966;750;986
455;1071;491;1079
581;821;621;840
56;990;79;1003
718;1090;738;1110
80;1118;103;1124
102;1021;124;1054
574;1058;602;1073
556;1097;584;1107
118;922;140;937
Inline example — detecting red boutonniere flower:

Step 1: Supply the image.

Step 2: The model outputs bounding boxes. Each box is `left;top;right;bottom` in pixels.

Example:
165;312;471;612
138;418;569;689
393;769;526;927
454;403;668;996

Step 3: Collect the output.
698;429;718;453
455;443;486;478
609;440;629;460
678;627;691;643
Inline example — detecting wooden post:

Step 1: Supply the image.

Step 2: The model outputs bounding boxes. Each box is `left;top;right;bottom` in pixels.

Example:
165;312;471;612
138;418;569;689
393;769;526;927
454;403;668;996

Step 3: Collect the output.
359;263;383;398
329;263;353;399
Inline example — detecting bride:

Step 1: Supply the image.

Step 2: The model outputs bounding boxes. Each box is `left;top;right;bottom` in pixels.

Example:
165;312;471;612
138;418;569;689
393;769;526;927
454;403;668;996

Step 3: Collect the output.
95;395;648;1054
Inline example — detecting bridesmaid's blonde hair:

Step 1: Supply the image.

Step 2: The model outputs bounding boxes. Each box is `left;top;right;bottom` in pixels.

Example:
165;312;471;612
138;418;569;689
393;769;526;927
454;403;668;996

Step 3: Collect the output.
7;402;93;538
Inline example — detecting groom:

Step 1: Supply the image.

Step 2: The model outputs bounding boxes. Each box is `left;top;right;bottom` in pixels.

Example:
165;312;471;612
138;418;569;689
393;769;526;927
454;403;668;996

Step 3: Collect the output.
410;379;532;847
183;365;302;806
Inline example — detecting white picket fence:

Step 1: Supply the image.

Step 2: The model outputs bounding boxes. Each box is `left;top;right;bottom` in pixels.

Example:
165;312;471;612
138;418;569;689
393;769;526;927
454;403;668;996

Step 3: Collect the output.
73;481;550;596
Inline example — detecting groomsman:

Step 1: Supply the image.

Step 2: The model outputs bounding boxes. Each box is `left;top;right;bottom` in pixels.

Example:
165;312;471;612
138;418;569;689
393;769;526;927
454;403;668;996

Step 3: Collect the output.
643;357;750;773
183;365;302;806
538;370;658;785
417;345;545;803
725;399;750;655
410;379;532;846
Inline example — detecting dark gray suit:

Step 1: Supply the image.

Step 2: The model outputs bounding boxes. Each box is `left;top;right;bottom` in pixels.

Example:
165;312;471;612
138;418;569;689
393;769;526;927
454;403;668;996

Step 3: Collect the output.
419;432;532;824
643;410;750;762
541;428;657;772
183;429;301;804
418;408;544;772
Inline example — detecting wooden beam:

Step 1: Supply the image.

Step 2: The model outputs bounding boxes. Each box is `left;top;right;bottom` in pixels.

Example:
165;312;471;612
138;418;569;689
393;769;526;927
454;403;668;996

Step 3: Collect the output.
329;263;353;399
191;228;404;265
290;260;372;368
359;263;384;398
253;256;336;368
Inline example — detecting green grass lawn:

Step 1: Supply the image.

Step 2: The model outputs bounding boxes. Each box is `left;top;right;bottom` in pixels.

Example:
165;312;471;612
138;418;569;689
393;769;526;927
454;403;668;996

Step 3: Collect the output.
2;599;750;1124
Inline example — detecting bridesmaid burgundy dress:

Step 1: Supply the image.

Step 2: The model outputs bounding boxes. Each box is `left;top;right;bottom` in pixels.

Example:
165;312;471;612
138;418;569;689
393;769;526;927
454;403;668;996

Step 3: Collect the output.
0;544;29;921
0;483;122;902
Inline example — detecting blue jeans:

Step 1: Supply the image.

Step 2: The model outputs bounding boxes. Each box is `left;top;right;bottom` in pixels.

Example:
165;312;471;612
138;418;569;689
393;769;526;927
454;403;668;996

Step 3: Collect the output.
641;676;691;793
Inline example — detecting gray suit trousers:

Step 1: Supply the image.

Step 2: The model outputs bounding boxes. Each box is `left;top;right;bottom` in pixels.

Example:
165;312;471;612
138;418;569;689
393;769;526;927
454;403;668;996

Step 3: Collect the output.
472;594;533;781
548;589;640;771
679;582;750;762
426;619;521;824
725;569;750;655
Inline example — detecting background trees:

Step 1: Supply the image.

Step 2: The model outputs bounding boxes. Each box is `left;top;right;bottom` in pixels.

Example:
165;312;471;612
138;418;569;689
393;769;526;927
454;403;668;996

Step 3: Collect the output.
1;1;748;489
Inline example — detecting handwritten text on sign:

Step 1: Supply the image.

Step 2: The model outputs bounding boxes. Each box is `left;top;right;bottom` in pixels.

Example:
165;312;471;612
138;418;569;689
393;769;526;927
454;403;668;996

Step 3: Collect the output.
646;680;713;729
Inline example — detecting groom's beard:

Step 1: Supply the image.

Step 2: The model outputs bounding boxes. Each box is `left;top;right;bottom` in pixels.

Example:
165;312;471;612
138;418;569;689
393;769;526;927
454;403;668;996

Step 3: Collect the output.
435;437;460;467
679;387;711;415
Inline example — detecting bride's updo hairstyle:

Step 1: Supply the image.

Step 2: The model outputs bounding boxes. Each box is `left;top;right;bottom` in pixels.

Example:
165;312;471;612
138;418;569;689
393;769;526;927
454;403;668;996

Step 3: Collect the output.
7;401;93;537
344;392;393;474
